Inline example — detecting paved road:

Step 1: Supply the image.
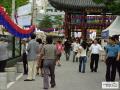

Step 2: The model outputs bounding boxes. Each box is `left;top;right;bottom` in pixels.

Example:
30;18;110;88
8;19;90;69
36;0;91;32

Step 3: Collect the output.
8;53;119;90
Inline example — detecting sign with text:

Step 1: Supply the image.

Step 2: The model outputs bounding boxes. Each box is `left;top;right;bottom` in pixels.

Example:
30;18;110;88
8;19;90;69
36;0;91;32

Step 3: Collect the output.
102;82;119;89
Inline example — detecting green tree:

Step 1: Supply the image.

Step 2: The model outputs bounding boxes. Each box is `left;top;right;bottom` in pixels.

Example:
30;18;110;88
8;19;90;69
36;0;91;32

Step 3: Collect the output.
106;1;120;14
38;15;53;29
93;0;120;14
92;0;104;4
0;0;28;15
15;0;29;9
0;0;12;14
52;15;63;28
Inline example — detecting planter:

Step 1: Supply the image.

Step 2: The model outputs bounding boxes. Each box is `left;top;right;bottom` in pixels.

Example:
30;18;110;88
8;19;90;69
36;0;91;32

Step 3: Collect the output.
0;72;7;90
5;67;16;82
17;62;23;73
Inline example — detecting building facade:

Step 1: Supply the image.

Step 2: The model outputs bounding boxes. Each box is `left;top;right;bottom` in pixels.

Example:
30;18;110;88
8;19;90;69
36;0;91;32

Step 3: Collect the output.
48;0;116;39
36;0;65;30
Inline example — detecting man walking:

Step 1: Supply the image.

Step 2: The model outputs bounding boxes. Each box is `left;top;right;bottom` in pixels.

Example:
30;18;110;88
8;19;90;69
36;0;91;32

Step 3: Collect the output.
24;33;39;81
89;39;103;72
105;37;119;81
113;35;120;79
41;37;57;89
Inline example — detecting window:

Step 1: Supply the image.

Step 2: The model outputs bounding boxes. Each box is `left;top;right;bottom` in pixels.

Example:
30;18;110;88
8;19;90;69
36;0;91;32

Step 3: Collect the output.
0;34;21;59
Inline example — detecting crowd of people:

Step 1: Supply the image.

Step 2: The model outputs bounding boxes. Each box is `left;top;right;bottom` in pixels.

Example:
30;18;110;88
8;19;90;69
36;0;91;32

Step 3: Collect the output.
20;34;120;89
63;36;120;82
21;34;57;89
64;38;103;73
0;33;119;89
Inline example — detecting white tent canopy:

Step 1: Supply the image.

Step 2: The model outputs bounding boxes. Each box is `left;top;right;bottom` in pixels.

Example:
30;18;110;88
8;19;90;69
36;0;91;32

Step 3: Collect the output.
102;16;120;37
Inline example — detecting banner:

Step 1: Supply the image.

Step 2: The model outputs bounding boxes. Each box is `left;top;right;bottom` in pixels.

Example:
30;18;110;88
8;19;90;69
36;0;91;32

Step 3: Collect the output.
17;15;32;27
17;3;32;16
101;30;109;39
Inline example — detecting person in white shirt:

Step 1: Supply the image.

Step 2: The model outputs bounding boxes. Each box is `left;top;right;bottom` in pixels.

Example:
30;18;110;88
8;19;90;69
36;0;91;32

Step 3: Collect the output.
78;41;88;73
89;39;103;72
72;39;80;62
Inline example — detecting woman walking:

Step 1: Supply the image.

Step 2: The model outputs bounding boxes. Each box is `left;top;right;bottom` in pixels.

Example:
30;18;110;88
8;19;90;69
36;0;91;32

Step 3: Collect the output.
56;40;63;66
78;41;88;73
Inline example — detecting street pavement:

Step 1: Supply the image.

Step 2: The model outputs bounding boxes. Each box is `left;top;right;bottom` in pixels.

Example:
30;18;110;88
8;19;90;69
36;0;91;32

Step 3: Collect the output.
8;52;120;90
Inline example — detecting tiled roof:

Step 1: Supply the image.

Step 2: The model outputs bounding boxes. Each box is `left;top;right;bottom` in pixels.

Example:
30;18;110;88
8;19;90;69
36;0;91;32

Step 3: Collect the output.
49;0;105;10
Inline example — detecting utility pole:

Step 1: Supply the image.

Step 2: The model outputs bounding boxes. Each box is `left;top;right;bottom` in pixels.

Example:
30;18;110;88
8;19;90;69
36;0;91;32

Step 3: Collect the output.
11;0;16;57
31;0;37;25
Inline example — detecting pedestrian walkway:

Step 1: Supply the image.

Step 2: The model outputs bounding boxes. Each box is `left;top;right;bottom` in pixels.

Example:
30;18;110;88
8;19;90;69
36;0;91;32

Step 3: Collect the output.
7;53;119;90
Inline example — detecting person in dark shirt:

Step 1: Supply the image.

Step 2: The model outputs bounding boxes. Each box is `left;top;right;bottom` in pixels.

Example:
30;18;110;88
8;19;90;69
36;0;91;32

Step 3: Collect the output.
21;39;28;75
64;38;71;61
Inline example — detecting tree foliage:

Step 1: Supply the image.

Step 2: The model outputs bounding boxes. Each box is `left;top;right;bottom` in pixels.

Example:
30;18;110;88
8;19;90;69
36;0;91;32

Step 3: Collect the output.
15;0;29;8
38;15;64;29
106;1;120;14
38;15;53;29
92;0;104;4
0;0;12;15
93;0;120;14
52;15;63;27
0;0;28;15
